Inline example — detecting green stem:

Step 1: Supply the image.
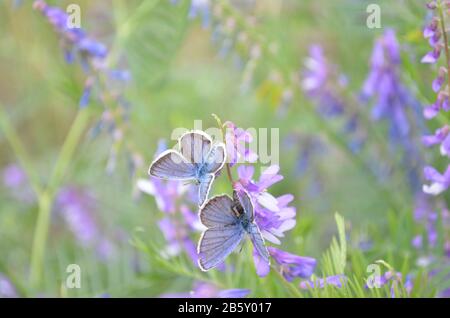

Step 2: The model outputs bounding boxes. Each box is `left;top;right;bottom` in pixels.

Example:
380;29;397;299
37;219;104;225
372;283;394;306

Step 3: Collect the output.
29;192;51;288
46;109;91;196
29;108;90;288
0;105;42;195
438;1;450;92
272;267;303;298
212;113;235;185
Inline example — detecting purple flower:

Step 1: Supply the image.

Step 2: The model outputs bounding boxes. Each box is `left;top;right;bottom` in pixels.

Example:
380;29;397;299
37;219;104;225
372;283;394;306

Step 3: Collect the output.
439;288;450;298
423;165;450;195
156;216;198;264
302;45;366;153
2;164;27;188
421;47;441;64
421;3;450;198
161;282;250;298
34;1;107;61
422;125;450;157
362;29;413;138
2;163;35;203
235;165;296;244
299;274;347;289
188;0;211;27
264;247;316;281
302;45;345;116
56;186;99;246
137;178;184;214
422;13;442;65
364;271;412;297
412;235;423;249
137;141;204;267
225;121;258;166
0;274;18;298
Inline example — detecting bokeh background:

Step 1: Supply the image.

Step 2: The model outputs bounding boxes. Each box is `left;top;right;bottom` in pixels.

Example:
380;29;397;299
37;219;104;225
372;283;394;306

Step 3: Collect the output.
0;0;449;297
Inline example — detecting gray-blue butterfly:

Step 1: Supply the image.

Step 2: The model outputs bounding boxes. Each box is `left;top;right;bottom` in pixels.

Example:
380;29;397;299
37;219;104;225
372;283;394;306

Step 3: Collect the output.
197;189;270;271
149;131;226;207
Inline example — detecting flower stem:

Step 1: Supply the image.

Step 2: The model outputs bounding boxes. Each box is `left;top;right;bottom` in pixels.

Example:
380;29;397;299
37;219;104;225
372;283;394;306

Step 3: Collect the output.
46;108;90;196
212;113;235;185
272;267;303;298
29;108;90;288
438;1;450;91
29;192;51;288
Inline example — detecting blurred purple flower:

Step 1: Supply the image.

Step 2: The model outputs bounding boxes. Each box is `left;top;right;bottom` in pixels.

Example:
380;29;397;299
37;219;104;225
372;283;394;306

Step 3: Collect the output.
0;274;18;298
364;270;412;297
302;45;366;153
2;163;35;203
225;121;258;166
137;141;203;267
56;186;99;246
161;282;250;298
302;45;345;117
2;164;27;188
264;247;316;281
412;235;423;249
362;29;414;138
188;0;211;28
439;288;450;298
34;0;138;174
299;274;347;289
34;1;107;62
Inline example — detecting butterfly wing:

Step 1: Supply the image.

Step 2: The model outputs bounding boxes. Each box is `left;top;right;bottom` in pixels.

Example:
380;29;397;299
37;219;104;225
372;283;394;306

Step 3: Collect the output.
233;189;254;221
179;131;212;165
198;224;245;271
199;194;236;228
198;173;215;206
248;223;270;265
204;143;226;174
148;150;196;180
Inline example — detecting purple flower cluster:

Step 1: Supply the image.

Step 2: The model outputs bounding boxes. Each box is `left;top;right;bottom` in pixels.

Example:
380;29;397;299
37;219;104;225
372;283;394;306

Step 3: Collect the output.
34;0;140;175
235;165;296;245
362;29;416;139
302;45;346;117
137;140;200;265
33;0;107;66
362;29;425;191
142;122;317;293
228;122;316;280
421;2;450;196
55;186;116;260
364;271;413;298
302;45;365;153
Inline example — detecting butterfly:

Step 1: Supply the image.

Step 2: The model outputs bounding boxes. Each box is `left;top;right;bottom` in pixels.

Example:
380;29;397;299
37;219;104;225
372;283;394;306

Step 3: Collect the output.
197;189;270;271
148;130;226;207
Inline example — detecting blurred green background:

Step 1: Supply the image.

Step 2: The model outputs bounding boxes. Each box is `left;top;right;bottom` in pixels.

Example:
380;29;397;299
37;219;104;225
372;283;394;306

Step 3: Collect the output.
0;0;447;297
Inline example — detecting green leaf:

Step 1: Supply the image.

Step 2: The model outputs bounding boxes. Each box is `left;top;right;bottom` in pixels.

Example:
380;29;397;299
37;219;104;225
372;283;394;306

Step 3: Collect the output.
119;0;190;89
